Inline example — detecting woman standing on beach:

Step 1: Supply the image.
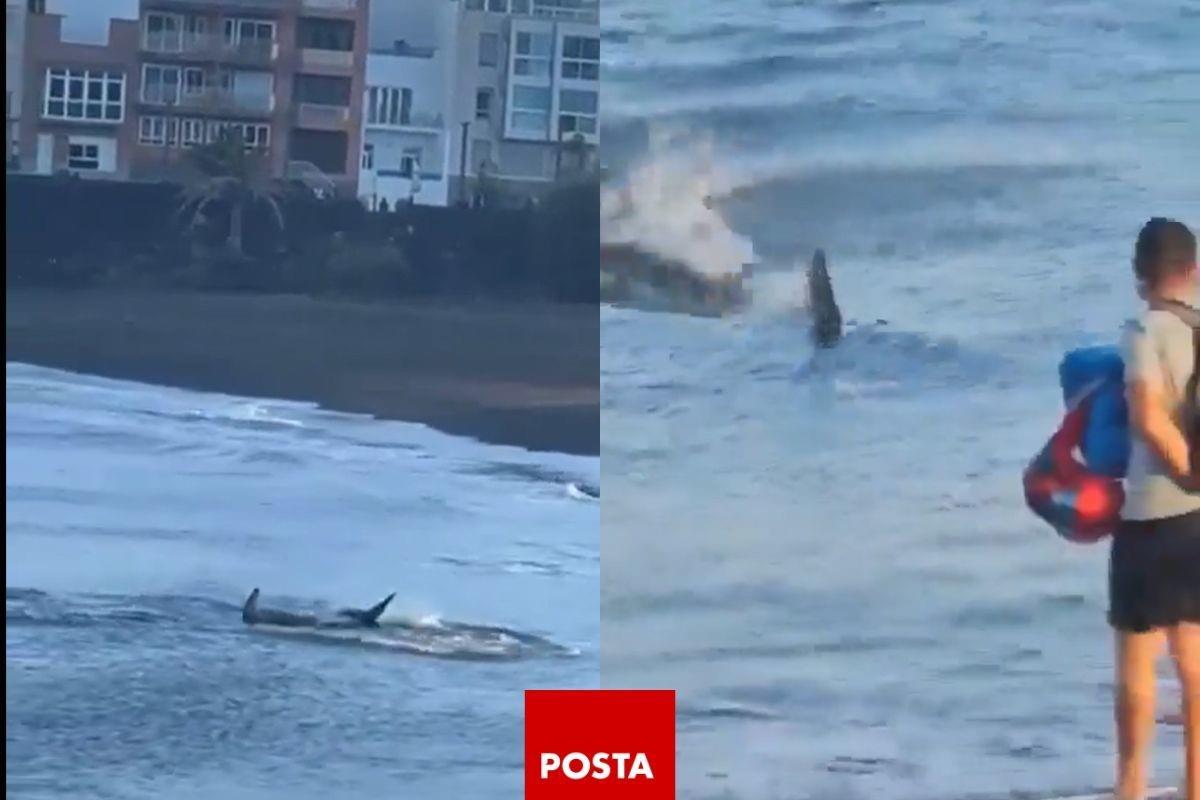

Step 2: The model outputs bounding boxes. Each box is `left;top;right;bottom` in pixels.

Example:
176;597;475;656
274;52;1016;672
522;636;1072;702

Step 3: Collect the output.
1110;218;1200;800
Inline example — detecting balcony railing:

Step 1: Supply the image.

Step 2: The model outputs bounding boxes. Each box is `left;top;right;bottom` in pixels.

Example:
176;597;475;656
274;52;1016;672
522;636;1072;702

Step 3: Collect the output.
295;102;350;127
143;0;288;13
146;88;274;116
301;0;358;10
298;48;354;70
143;33;278;64
530;0;597;22
367;111;443;131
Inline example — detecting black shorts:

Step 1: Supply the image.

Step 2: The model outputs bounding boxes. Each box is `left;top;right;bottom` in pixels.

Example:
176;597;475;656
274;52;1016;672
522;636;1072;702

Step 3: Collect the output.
1108;509;1200;633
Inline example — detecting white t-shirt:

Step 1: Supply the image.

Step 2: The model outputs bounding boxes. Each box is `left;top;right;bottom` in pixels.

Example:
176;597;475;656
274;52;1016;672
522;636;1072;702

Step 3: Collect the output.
1120;308;1200;520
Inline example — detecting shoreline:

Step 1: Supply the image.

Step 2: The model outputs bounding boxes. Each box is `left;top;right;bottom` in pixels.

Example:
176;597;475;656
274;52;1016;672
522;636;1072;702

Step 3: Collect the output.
6;289;599;456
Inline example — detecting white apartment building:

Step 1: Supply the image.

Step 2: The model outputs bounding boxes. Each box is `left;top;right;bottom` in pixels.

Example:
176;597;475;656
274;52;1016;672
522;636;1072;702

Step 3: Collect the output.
359;0;597;208
359;0;457;209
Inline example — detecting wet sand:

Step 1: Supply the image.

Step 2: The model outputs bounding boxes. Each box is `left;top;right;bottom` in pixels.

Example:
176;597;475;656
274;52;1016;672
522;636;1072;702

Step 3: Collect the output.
6;289;599;455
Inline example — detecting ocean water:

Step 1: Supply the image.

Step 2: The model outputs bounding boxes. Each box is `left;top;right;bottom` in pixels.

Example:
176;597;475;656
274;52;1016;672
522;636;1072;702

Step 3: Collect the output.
6;363;598;800
600;1;1198;797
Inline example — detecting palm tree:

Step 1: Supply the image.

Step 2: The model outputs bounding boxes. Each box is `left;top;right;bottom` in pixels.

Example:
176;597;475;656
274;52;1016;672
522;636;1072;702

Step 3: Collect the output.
175;127;285;257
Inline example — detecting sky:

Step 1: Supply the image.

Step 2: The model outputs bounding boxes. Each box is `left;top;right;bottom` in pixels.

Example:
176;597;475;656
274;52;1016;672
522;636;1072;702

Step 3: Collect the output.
45;0;138;45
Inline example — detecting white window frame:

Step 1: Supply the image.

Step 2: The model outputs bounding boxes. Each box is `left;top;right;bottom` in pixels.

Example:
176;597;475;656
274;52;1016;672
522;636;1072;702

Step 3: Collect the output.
561;35;599;81
183;15;208;49
242;123;270;148
475;88;492;121
513;31;552;78
144;12;183;53
182;67;206;97
43;68;124;123
510;84;551;135
139;115;165;145
557;88;597;136
181;117;206;147
223;18;275;47
139;116;182;147
361;143;374;170
401;147;421;178
141;64;182;105
67;140;100;170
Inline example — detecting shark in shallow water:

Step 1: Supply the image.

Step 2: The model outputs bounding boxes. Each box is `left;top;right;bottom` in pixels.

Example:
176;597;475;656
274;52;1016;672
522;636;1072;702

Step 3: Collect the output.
241;588;395;629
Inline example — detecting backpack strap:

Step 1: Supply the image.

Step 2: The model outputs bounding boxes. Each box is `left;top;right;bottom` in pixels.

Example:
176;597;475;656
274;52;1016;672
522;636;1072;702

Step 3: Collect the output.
1155;300;1200;474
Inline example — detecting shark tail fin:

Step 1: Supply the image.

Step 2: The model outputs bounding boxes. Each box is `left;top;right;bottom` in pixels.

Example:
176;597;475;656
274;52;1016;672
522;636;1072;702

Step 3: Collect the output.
362;592;396;626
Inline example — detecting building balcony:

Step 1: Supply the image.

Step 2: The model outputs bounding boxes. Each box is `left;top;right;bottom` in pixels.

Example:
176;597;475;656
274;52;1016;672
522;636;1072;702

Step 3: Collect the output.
294;102;350;129
142;0;288;15
142;89;274;118
528;0;598;23
142;34;278;66
299;0;360;15
366;111;443;133
298;48;355;74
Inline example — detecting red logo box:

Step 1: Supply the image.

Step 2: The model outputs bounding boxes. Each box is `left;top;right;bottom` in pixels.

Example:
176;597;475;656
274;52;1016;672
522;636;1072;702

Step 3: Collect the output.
525;689;675;799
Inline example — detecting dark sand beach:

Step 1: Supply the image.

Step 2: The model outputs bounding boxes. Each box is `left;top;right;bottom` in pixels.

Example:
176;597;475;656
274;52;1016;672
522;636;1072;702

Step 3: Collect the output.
6;289;599;455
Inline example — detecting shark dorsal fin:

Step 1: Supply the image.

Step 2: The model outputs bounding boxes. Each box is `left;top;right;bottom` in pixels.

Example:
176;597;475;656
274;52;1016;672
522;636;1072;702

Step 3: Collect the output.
242;588;260;622
361;592;395;625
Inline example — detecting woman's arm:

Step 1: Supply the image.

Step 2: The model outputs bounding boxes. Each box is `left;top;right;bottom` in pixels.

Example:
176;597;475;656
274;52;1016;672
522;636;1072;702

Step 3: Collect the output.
1127;377;1194;487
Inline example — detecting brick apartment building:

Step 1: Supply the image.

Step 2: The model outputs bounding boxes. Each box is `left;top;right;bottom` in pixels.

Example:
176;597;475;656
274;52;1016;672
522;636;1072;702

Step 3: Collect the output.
8;0;371;195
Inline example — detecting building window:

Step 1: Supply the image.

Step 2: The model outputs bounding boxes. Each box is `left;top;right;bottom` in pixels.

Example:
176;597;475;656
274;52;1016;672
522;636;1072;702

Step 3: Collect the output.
465;0;483;8
184;15;207;48
367;86;411;125
400;88;412;124
223;18;275;56
44;69;124;122
401;147;421;178
511;0;530;12
514;31;552;78
198;120;270;148
183;67;206;96
142;64;181;105
181;118;206;147
139;116;182;146
242;123;270;147
139;115;165;145
361;143;374;170
479;33;499;67
67;141;100;170
561;36;599;80
297;18;354;52
293;74;351;106
145;13;182;52
475;88;491;120
487;0;507;11
558;88;597;135
510;84;550;134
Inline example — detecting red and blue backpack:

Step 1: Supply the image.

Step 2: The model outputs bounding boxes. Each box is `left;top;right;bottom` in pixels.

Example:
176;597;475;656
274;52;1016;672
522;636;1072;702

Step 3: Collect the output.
1025;301;1200;543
